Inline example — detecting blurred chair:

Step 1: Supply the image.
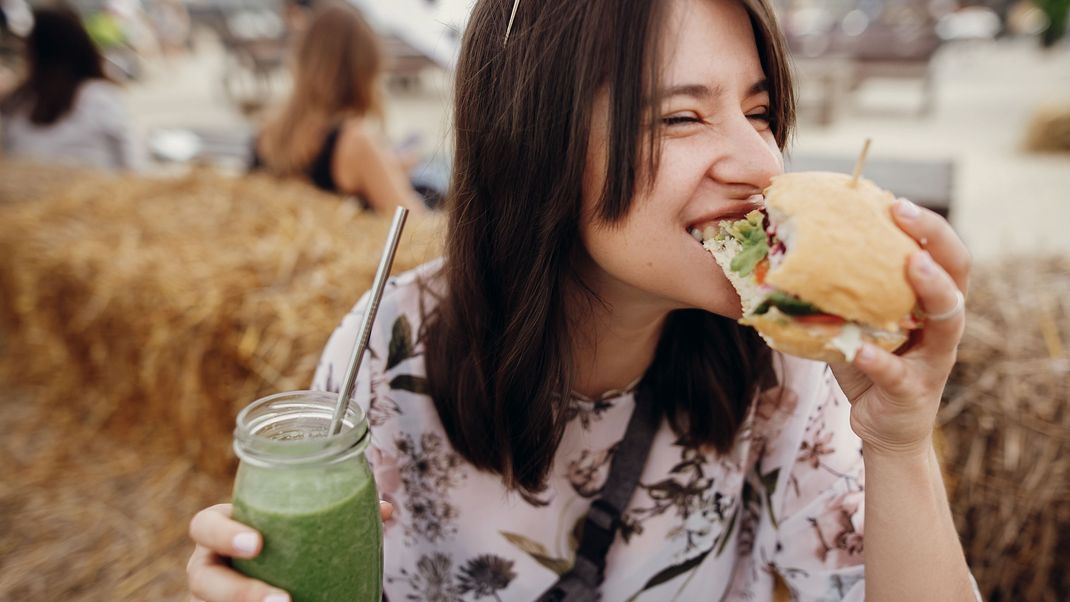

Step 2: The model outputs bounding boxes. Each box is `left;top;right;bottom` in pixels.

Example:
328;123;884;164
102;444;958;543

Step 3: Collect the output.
784;1;944;122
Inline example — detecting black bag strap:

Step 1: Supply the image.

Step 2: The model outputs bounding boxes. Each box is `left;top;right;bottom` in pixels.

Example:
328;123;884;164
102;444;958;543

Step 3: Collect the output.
535;381;660;602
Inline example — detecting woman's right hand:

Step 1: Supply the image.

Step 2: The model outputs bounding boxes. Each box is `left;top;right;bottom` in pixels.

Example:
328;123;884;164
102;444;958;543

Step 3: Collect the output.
187;502;395;602
187;503;289;602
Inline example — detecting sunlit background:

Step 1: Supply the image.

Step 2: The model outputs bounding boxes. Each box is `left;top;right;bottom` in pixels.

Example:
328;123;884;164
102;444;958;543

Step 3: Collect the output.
1;1;1067;600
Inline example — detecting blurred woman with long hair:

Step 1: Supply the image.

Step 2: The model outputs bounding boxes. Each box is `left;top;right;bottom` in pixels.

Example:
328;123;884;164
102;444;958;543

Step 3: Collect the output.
252;2;425;213
1;6;139;170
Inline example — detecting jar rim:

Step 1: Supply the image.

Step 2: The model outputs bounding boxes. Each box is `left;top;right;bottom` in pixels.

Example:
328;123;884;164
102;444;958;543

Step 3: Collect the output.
233;390;370;467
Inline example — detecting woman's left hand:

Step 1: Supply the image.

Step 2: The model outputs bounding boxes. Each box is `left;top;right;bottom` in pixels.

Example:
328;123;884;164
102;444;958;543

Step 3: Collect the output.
830;198;970;457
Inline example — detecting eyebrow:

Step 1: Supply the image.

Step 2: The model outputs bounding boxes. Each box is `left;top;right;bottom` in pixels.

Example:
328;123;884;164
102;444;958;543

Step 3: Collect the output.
660;78;769;101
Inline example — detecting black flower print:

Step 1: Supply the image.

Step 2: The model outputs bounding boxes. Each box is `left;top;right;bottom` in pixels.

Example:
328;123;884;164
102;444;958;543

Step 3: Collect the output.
734;476;763;558
390;553;460;602
457;554;517;601
567;442;618;498
387;314;416;370
564;397;614;430
369;313;432;427
395;432;466;543
367;365;403;427
624;437;735;553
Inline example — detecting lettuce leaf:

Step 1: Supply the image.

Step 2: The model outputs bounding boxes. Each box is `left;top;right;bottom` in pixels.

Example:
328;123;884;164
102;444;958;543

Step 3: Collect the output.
753;291;820;316
724;210;768;277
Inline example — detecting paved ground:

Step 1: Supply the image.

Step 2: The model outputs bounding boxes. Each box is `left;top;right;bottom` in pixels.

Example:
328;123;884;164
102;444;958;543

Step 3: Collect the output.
127;33;1070;262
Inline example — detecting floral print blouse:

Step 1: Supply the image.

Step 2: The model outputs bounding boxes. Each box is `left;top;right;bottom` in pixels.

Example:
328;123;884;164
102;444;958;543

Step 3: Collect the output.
312;260;968;601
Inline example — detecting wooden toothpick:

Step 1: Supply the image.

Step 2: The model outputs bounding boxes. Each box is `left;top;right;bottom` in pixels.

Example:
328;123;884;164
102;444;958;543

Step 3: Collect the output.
850;138;872;188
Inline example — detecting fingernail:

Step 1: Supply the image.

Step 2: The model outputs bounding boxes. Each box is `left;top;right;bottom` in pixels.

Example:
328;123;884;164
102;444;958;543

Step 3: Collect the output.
233;532;259;555
264;594;290;602
915;251;936;277
896;199;920;219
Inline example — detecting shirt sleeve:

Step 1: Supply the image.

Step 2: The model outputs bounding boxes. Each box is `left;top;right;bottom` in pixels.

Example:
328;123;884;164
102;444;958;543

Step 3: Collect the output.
748;362;983;602
719;361;865;601
764;368;867;601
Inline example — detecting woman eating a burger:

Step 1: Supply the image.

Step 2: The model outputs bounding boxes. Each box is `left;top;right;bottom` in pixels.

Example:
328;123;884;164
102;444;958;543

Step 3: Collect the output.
186;0;980;600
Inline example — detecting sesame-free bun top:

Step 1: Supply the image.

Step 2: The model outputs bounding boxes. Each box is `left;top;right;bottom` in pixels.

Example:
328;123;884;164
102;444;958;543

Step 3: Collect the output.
763;172;919;330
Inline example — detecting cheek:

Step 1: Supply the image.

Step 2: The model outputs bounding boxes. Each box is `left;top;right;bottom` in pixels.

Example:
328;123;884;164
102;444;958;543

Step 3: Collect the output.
764;133;784;171
648;142;713;198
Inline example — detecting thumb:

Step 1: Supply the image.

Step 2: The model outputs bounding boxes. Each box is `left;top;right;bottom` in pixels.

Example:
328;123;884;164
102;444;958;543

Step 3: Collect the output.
852;344;918;401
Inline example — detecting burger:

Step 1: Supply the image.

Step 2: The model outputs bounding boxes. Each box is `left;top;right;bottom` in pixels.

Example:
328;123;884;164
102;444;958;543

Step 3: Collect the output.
699;172;922;362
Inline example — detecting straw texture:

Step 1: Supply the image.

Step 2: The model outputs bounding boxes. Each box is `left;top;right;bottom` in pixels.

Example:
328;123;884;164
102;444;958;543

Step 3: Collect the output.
0;166;443;476
939;256;1070;601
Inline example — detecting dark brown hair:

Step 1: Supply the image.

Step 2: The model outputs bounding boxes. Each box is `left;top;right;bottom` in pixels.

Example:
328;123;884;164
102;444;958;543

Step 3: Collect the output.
425;0;795;494
1;7;109;125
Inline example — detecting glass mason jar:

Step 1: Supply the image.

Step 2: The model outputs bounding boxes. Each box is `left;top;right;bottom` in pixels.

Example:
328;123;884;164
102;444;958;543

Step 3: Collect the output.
231;390;382;602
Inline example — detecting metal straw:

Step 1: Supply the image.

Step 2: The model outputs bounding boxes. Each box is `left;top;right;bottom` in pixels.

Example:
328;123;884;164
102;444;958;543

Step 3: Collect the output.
329;206;409;435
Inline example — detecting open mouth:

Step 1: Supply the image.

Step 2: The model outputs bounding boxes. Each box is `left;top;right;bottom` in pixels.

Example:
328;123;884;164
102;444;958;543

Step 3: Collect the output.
687;204;765;246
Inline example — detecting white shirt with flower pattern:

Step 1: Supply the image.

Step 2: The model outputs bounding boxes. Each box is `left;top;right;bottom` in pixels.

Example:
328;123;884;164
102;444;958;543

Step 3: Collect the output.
312;260;971;602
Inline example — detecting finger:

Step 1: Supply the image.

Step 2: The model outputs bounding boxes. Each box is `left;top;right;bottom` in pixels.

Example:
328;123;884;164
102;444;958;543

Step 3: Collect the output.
908;251;965;357
892;199;970;295
189;503;262;559
188;558;291;602
827;362;873;403
380;500;394;522
852;342;916;400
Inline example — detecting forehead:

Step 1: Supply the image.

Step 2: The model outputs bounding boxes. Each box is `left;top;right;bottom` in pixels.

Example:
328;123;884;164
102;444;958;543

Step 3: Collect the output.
658;0;765;91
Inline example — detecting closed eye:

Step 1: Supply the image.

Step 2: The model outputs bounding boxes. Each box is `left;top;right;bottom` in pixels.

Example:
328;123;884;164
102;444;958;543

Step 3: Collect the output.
662;114;704;127
747;110;772;126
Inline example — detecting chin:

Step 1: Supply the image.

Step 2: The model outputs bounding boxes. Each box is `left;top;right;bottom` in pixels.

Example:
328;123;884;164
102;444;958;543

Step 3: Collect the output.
679;272;743;319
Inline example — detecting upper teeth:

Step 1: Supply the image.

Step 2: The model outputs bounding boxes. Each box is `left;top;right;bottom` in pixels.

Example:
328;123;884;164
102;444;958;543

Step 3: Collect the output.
690;225;719;242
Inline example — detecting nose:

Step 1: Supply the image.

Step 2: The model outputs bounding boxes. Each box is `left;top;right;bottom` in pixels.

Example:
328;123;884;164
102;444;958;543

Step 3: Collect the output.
705;115;783;195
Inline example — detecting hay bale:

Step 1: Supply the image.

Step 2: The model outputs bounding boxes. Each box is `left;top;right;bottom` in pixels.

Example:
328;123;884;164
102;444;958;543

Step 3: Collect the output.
940;256;1070;602
1023;104;1070;153
0;387;227;600
0;169;443;476
0;159;102;205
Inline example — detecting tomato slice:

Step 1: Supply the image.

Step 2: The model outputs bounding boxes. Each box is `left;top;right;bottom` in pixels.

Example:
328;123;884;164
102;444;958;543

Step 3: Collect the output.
754;258;769;285
794;313;846;326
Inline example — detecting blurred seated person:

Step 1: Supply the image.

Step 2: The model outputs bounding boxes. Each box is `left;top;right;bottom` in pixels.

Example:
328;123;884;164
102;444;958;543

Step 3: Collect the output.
0;6;140;170
250;2;426;214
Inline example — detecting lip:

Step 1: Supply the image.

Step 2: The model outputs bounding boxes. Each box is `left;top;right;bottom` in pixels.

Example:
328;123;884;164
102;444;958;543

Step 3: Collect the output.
686;195;765;233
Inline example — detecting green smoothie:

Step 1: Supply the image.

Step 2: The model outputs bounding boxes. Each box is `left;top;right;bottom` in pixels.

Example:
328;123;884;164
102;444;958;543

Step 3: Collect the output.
232;453;383;602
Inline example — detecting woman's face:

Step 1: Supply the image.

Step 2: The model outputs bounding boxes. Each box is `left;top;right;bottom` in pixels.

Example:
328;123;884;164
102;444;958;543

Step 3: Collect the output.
579;0;783;319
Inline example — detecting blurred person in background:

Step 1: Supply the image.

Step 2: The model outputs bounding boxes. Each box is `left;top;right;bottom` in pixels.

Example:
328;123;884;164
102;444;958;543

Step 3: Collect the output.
0;6;140;170
250;2;426;214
